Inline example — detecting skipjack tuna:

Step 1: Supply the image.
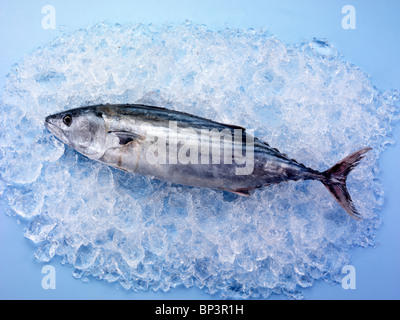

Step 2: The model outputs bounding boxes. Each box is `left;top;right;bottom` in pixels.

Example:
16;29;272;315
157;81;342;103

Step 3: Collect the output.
45;104;371;219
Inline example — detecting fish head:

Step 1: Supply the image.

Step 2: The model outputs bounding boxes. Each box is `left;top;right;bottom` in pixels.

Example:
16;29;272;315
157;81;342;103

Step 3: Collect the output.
45;107;108;159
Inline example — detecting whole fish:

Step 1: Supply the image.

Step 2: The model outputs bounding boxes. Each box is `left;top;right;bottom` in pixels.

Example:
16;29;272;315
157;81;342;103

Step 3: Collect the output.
45;104;371;219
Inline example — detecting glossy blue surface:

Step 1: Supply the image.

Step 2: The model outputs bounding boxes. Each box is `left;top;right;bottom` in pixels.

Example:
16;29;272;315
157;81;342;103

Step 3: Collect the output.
0;0;399;299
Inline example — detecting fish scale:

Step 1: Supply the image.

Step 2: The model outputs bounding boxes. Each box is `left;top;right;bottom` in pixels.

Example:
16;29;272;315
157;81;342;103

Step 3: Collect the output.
45;103;371;219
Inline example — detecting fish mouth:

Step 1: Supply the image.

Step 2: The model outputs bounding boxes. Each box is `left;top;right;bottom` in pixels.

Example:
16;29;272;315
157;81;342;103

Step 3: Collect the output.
44;116;57;133
44;115;52;128
44;116;69;145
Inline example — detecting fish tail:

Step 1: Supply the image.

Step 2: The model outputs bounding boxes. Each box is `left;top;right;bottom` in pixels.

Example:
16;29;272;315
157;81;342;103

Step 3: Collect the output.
320;147;372;220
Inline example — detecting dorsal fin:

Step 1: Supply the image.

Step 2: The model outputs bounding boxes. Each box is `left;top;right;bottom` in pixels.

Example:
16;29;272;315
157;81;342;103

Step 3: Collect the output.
220;123;247;131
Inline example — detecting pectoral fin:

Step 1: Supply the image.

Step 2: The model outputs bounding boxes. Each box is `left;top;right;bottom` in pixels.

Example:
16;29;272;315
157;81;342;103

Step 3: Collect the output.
108;131;143;145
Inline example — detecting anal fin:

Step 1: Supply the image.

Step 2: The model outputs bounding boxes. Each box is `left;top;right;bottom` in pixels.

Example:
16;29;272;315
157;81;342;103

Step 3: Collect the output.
221;187;255;197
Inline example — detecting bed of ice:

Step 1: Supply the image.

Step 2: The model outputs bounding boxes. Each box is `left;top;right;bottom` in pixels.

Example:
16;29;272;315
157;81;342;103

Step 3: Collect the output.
0;22;399;299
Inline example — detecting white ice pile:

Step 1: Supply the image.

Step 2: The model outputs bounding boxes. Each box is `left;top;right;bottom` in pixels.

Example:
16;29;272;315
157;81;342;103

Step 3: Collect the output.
0;23;399;299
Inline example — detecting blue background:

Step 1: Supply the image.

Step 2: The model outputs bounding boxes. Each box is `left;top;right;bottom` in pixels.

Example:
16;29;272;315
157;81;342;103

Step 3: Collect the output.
0;0;399;299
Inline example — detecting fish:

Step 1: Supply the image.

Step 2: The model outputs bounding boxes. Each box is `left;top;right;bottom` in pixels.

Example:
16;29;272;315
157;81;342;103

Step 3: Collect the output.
45;104;371;220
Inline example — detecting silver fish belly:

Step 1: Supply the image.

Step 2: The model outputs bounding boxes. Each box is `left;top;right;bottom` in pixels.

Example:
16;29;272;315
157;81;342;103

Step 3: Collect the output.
45;104;371;219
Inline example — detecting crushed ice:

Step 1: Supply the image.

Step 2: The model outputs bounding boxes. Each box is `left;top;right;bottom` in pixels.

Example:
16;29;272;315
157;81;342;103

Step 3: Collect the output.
1;22;399;299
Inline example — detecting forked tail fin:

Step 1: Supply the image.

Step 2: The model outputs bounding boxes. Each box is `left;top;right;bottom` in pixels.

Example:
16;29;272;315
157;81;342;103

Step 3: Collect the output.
321;147;372;220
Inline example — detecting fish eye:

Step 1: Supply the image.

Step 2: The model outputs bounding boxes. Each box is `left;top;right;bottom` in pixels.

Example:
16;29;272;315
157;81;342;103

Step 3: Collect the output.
63;114;72;126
